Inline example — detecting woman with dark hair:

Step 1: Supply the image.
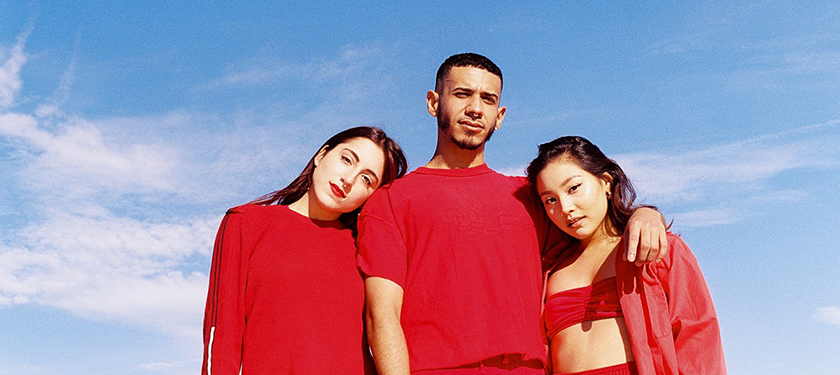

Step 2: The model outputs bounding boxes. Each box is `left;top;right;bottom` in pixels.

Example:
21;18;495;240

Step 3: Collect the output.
201;126;407;375
526;136;725;375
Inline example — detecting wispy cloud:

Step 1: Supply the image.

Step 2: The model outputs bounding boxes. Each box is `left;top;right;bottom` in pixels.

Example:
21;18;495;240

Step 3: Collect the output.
618;120;840;205
504;120;839;228
0;28;281;339
814;306;840;326
0;29;404;344
0;24;31;111
0;211;219;334
199;44;389;89
1;113;179;199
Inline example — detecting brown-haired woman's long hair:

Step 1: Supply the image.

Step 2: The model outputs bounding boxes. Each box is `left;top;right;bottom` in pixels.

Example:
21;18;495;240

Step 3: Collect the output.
526;136;647;237
250;126;408;233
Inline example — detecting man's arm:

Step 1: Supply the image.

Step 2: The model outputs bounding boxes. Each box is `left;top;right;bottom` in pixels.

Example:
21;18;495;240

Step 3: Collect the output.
365;276;410;375
624;207;668;266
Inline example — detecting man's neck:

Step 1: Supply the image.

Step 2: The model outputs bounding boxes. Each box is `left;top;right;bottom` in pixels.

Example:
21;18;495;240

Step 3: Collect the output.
425;144;486;169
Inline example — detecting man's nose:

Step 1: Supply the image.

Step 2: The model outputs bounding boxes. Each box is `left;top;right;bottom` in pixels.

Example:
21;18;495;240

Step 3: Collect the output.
465;95;483;117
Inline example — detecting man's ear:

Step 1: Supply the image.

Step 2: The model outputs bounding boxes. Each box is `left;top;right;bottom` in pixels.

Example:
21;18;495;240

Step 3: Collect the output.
494;106;506;130
426;90;440;117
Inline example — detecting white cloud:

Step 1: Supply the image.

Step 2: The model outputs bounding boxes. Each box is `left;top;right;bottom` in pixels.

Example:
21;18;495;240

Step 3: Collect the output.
0;30;241;338
219;44;384;86
0;26;29;111
0;25;381;341
0;211;220;336
0;113;178;199
504;121;839;228
814;306;840;326
617;120;840;205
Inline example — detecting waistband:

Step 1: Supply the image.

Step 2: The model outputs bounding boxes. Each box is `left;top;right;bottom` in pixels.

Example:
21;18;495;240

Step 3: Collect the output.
553;362;637;375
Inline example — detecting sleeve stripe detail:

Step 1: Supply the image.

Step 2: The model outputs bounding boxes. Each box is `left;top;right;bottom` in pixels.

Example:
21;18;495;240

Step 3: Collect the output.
208;212;232;327
207;326;215;375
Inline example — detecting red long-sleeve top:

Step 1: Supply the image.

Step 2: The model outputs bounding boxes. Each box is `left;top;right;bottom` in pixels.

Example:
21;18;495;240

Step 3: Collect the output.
616;233;726;375
201;204;376;375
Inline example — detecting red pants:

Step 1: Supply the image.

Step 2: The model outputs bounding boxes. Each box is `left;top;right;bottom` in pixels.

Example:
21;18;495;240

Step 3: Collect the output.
413;354;544;375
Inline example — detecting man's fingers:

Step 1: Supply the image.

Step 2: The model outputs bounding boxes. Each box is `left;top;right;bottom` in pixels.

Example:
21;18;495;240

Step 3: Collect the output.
657;230;668;261
625;224;639;262
644;229;658;263
634;228;651;266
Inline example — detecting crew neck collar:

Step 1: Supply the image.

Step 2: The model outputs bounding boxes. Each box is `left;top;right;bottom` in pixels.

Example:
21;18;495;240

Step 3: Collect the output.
414;163;493;177
279;204;346;229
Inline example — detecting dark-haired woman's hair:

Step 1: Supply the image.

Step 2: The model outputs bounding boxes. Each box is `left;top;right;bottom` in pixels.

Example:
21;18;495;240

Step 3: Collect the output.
250;126;408;232
525;136;645;236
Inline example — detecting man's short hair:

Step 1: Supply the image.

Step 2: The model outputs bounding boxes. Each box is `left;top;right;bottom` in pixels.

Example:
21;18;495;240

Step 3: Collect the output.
435;53;503;91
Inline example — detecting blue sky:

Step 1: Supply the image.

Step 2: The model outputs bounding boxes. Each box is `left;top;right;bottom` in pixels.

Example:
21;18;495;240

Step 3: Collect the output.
1;1;838;374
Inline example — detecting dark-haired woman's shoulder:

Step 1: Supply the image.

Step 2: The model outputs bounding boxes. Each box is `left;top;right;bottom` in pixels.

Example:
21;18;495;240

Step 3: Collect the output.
224;204;296;229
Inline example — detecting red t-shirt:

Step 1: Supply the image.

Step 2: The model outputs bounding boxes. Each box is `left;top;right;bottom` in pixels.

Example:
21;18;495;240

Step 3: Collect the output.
357;164;565;372
202;204;376;375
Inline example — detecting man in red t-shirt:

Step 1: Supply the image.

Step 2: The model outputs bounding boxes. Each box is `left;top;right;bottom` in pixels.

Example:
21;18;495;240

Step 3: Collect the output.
357;53;667;375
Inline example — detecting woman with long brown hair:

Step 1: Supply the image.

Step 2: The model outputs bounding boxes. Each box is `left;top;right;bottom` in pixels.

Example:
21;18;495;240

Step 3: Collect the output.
201;126;407;375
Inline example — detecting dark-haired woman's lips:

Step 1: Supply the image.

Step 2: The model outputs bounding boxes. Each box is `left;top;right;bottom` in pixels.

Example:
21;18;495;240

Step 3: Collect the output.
330;183;346;198
567;216;584;228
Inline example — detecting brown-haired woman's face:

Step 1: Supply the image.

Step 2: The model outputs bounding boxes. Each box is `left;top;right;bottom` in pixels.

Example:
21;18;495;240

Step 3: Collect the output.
535;158;612;241
308;137;386;218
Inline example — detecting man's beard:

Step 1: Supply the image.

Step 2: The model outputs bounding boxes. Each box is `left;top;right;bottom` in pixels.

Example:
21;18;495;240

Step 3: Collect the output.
438;116;495;151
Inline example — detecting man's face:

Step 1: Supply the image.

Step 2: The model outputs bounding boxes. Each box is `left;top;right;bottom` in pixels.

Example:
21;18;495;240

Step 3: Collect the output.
430;66;506;151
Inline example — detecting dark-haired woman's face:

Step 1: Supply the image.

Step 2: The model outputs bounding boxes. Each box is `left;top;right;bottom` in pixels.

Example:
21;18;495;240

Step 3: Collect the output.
535;158;612;241
308;137;386;219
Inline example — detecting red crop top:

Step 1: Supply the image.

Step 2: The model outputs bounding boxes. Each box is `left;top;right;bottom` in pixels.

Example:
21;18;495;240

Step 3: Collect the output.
544;277;622;339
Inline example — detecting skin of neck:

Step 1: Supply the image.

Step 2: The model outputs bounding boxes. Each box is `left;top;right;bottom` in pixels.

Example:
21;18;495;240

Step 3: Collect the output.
287;191;342;221
425;129;487;169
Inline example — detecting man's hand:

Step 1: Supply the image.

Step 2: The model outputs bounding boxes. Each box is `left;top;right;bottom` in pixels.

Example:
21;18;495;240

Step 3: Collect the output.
624;207;667;266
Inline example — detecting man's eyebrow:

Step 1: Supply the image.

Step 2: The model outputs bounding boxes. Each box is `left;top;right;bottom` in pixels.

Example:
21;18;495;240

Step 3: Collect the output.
481;91;499;100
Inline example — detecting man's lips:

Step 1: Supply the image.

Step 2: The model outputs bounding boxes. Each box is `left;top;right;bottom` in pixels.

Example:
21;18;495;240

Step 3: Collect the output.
330;182;346;198
459;119;483;131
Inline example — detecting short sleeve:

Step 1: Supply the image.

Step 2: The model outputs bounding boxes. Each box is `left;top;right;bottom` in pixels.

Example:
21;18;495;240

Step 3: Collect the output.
356;188;409;289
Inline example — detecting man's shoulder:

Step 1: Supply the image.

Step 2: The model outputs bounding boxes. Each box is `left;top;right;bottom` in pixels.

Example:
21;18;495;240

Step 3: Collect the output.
373;169;434;193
